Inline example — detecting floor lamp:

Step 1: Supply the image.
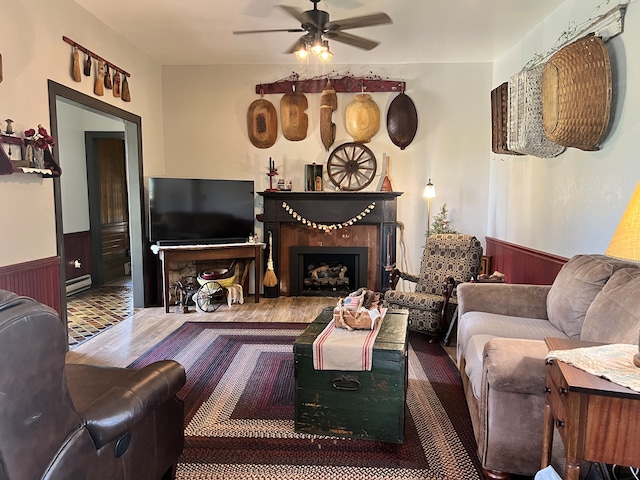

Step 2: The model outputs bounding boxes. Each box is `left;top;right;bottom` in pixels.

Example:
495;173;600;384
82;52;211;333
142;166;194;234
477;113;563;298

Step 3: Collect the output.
605;181;640;366
423;179;436;236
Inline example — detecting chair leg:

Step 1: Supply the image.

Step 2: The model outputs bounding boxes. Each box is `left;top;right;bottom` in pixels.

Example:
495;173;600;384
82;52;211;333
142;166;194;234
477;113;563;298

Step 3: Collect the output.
443;306;459;346
483;468;511;479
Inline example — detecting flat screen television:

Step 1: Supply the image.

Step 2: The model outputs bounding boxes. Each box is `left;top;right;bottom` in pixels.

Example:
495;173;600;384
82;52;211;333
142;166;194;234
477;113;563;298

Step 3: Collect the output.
149;177;255;245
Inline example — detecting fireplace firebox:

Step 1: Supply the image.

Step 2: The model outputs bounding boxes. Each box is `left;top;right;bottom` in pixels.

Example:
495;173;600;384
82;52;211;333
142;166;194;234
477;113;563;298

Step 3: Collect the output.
290;246;368;296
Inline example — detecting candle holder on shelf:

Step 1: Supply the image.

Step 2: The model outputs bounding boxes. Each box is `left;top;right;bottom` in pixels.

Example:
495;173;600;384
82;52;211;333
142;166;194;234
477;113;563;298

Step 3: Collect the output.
266;157;279;192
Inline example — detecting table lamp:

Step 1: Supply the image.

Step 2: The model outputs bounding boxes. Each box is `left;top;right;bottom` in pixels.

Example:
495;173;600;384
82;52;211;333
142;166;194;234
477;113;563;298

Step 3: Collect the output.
605;181;640;366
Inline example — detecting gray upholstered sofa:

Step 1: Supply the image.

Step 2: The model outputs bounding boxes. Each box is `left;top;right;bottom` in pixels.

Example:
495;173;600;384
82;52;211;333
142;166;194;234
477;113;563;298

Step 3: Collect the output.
456;254;640;479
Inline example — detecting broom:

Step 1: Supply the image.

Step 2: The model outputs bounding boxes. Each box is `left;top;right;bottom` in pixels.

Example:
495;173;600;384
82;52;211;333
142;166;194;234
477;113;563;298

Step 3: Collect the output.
263;231;278;287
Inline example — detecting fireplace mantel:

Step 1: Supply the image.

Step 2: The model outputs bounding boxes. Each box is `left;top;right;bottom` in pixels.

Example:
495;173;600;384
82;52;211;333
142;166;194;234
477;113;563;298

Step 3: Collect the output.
259;191;402;296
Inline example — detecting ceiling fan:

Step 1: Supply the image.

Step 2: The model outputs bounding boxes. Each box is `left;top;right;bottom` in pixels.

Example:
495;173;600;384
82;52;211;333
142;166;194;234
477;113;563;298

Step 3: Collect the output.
233;0;392;59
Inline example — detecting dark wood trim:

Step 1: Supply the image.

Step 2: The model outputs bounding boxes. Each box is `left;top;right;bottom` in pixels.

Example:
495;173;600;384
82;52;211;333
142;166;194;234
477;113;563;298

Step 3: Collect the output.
0;256;62;316
485;237;568;285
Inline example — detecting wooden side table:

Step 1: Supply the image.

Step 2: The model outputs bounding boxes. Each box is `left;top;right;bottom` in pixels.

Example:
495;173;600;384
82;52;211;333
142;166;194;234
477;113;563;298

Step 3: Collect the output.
541;337;640;480
153;243;264;313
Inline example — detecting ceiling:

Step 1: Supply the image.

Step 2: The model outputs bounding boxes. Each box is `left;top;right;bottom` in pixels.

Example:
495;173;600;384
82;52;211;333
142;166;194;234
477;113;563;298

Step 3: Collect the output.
72;0;564;65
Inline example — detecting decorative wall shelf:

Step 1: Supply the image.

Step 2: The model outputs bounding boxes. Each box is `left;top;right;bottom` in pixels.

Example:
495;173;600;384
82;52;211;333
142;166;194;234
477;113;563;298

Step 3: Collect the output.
527;3;627;68
0;135;61;177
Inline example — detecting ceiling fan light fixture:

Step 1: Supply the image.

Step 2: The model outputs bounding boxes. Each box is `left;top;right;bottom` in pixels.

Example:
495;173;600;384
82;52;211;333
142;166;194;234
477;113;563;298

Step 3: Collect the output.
294;39;310;60
319;41;333;61
311;35;325;55
236;0;391;61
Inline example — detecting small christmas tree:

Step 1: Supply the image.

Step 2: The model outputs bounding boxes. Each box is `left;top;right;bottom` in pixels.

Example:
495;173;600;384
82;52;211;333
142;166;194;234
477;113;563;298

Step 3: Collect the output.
429;203;458;236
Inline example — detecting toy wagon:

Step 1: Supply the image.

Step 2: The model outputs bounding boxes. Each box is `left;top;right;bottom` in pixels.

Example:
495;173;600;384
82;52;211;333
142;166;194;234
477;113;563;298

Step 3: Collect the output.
194;263;236;312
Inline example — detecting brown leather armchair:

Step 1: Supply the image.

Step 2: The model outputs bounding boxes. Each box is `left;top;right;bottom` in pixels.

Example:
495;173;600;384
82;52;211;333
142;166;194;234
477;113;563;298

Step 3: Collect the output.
0;289;186;480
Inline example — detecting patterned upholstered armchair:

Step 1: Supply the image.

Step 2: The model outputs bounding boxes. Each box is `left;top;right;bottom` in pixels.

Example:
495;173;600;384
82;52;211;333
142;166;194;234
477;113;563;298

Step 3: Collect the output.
384;234;483;338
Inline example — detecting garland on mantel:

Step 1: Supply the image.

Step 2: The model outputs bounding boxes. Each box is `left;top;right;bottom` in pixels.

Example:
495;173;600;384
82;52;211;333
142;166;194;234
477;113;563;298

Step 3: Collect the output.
282;201;376;233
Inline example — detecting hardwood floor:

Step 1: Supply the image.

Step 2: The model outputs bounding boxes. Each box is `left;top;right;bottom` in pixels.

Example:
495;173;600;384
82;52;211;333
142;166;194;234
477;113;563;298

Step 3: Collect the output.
66;296;337;367
66;296;458;368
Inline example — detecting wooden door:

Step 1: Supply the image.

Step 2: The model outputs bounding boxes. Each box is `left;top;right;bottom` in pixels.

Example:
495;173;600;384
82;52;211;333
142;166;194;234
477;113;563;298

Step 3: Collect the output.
97;138;130;283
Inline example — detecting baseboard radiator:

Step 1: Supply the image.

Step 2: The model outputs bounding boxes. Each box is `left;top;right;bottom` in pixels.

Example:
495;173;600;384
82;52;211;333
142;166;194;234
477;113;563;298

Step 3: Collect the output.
66;274;92;296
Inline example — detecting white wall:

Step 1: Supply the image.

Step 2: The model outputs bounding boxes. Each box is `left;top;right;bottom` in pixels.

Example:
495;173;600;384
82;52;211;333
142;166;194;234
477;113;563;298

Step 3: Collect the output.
490;0;640;258
56;98;125;234
8;0;626;280
160;62;492;272
0;0;164;267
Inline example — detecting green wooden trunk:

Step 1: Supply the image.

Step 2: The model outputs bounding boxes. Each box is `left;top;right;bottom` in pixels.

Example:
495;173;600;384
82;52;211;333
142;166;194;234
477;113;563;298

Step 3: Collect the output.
294;307;409;443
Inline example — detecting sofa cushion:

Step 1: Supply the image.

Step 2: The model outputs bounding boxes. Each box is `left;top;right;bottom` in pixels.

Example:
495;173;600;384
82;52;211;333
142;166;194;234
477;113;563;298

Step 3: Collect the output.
464;334;496;399
547;254;628;339
457;311;567;365
483;337;549;396
581;267;640;344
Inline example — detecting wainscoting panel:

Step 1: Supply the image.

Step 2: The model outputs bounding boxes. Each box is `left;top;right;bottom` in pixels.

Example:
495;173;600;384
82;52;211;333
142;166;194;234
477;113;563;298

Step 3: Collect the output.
0;256;62;315
64;230;92;281
485;237;568;285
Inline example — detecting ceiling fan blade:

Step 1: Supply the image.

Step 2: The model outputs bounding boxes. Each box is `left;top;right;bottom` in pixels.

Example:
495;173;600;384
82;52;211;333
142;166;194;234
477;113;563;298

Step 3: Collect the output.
324;31;379;50
233;28;305;34
277;5;306;25
325;12;392;31
285;35;308;54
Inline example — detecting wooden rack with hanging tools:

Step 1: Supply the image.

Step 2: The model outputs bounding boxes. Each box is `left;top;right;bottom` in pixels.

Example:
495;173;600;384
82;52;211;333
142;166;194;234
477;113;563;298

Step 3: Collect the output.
62;36;132;101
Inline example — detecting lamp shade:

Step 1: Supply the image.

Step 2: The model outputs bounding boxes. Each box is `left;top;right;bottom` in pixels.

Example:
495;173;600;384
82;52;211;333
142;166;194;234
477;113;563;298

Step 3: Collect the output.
606;182;640;262
423;179;436;199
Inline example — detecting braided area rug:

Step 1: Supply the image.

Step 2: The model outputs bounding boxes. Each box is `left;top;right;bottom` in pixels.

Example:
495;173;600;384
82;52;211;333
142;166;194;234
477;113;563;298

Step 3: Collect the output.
129;322;483;479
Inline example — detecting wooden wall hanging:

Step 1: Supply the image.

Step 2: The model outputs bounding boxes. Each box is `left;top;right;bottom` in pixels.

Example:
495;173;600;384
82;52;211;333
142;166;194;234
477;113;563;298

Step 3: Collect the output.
256;74;406;94
62;36;132;102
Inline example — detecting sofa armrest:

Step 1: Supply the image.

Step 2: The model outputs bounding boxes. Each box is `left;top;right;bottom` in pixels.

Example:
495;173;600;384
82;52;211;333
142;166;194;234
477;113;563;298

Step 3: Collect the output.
458;283;551;320
483;338;549;395
78;360;186;449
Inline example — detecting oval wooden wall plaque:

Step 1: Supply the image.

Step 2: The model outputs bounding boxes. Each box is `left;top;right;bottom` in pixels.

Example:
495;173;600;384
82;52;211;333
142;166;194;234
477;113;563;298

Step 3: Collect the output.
386;92;418;150
345;94;380;143
247;98;277;149
281;91;308;141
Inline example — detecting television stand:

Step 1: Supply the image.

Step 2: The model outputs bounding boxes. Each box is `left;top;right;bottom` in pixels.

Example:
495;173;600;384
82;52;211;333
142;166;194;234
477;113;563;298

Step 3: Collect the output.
151;242;265;313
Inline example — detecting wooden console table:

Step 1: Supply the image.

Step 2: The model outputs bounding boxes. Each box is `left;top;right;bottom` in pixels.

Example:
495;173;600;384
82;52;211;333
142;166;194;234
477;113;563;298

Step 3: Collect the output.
152;243;265;313
541;337;640;480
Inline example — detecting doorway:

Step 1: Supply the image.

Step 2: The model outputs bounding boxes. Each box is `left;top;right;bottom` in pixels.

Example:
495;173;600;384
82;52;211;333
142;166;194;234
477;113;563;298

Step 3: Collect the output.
86;133;130;286
48;81;149;328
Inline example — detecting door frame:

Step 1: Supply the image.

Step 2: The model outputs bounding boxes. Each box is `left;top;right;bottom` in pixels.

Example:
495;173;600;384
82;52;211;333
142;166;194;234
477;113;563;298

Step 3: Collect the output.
48;80;149;323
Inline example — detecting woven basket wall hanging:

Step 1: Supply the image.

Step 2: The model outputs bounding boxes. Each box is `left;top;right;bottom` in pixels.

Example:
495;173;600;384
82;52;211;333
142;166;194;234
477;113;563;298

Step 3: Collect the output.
542;35;612;151
491;82;521;155
508;64;566;158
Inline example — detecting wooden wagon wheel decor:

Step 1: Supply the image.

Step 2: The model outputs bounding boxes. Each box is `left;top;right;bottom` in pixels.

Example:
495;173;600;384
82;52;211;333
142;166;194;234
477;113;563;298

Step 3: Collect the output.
327;142;377;191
